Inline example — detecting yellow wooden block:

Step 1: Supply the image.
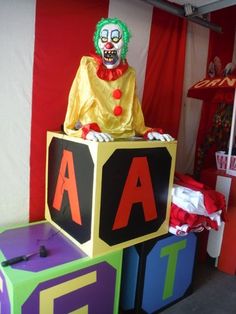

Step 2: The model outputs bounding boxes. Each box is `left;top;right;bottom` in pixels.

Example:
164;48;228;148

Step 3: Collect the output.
45;132;177;257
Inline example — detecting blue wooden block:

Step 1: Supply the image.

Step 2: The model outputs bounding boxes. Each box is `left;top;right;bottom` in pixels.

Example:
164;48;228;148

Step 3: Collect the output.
120;233;197;313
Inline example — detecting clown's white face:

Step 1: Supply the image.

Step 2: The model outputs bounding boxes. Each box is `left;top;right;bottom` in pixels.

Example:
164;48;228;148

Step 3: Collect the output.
98;24;123;69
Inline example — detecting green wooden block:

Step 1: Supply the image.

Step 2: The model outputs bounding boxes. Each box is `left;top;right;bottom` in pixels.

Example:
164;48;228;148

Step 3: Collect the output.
0;221;122;314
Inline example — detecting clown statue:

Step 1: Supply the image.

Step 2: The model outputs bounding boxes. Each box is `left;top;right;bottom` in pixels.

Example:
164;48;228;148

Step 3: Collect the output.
64;17;174;142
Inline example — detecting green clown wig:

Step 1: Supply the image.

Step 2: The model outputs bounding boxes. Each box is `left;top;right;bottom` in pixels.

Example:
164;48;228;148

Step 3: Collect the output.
93;17;131;60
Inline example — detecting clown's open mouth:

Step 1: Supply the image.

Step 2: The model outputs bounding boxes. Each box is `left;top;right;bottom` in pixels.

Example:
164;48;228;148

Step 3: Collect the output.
103;50;119;65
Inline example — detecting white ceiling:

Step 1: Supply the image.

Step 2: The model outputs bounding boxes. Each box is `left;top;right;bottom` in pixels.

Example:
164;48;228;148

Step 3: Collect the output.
143;0;235;32
171;0;219;6
166;0;236;18
169;0;236;12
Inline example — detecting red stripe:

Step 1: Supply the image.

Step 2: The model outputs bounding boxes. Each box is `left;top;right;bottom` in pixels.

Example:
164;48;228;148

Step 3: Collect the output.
208;7;236;69
30;0;109;221
142;7;187;138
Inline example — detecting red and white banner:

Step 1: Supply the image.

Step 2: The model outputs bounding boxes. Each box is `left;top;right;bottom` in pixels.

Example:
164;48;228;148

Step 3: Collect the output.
1;0;235;226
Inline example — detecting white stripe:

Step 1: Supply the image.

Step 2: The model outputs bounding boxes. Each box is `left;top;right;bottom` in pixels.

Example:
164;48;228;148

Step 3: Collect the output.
232;26;236;64
0;0;36;226
176;22;210;174
108;0;153;100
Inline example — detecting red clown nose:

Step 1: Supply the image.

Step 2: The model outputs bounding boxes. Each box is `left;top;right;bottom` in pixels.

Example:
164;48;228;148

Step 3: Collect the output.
105;42;114;49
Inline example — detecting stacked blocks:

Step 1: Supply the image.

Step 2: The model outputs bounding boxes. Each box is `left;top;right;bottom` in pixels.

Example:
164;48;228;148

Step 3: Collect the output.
0;131;177;313
45;131;177;257
0;221;122;314
120;233;197;313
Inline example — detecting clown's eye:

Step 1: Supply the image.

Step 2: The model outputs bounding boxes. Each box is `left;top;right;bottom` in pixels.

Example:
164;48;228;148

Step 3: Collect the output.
100;29;108;43
111;29;121;43
101;37;108;43
112;37;120;43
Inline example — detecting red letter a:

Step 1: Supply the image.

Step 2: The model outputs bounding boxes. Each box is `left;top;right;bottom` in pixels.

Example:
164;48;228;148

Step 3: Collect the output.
53;150;82;225
112;157;157;230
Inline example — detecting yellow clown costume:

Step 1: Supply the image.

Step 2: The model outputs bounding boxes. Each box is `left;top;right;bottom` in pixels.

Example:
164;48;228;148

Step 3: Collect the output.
63;17;169;141
63;55;153;139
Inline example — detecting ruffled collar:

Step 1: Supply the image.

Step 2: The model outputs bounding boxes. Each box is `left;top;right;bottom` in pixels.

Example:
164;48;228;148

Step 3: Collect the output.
91;54;128;81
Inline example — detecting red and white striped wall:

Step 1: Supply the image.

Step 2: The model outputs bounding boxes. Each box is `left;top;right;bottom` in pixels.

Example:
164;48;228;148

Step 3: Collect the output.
0;0;235;226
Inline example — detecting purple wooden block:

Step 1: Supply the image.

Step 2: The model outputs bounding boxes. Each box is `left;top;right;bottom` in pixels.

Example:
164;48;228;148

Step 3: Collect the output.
0;222;87;272
22;262;116;314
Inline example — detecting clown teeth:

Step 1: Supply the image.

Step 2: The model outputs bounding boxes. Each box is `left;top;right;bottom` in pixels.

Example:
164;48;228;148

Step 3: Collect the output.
104;50;117;56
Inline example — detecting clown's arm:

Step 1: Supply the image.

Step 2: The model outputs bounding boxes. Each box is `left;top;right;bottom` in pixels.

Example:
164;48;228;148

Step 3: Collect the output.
132;95;174;141
63;58;113;142
63;72;82;138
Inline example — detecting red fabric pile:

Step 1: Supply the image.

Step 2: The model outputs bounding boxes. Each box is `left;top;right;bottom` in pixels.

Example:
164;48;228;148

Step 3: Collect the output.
169;173;226;236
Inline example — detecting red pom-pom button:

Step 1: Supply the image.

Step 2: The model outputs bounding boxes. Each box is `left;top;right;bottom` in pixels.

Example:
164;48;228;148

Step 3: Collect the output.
112;89;122;99
113;105;123;116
